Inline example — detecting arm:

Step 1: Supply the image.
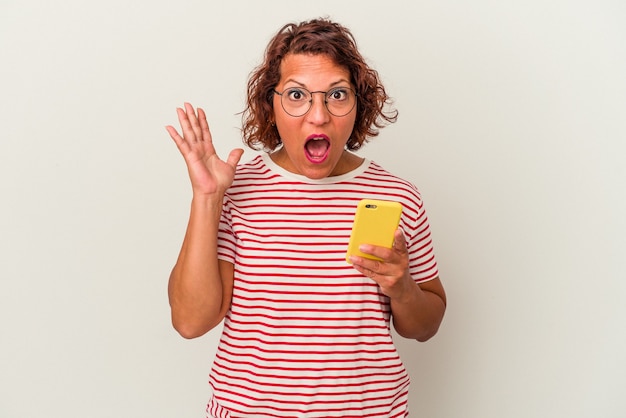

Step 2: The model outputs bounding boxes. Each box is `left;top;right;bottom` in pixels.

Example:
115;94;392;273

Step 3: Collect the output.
167;196;234;339
388;276;446;341
165;103;243;339
349;229;446;341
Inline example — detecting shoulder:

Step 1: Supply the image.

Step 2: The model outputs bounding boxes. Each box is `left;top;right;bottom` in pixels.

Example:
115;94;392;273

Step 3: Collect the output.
230;154;274;185
362;161;423;202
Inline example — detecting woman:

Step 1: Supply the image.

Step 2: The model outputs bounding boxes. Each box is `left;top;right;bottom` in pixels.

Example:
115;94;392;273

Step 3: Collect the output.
166;18;446;418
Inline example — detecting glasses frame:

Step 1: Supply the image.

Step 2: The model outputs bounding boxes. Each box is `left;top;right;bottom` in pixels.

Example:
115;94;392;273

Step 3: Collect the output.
273;87;358;118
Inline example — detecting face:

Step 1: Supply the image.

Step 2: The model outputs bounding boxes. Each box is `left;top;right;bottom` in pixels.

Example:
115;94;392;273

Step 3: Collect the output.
271;53;359;179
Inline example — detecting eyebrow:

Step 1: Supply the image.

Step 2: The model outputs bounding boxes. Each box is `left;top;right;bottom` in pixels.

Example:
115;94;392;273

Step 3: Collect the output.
282;78;352;89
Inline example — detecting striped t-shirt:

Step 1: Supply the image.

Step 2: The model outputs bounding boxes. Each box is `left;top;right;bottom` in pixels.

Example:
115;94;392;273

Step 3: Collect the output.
207;153;438;417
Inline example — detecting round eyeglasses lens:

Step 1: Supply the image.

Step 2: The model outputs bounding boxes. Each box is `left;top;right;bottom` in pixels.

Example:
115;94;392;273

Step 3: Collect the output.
325;88;356;117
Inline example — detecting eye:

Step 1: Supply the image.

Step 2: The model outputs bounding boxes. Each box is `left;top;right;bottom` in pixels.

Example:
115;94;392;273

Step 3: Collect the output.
285;88;309;102
327;88;350;101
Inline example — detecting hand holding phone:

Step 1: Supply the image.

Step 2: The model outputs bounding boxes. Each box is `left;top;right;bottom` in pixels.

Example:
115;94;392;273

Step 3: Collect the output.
346;199;402;263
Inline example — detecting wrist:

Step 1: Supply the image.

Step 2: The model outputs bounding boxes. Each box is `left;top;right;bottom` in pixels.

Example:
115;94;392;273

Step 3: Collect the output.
189;193;225;222
191;191;224;206
391;276;419;305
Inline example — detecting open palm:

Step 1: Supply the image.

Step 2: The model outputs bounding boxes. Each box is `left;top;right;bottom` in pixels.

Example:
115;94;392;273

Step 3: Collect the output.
166;103;243;196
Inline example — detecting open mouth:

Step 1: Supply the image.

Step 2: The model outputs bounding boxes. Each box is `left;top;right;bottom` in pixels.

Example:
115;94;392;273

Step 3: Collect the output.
304;135;330;163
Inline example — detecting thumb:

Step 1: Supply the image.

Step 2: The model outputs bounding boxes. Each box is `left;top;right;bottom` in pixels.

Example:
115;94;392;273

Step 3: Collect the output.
226;148;244;168
393;228;408;253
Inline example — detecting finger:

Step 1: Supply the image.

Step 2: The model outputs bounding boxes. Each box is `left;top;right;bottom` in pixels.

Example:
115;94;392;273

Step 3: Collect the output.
175;107;198;143
392;228;408;253
226;148;245;168
369;259;382;273
183;102;203;141
358;243;393;263
165;124;180;140
197;108;212;142
349;255;382;275
349;257;374;277
165;125;191;155
361;265;385;287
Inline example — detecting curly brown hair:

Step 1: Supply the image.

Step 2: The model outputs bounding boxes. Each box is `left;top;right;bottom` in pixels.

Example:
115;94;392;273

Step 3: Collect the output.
242;18;398;151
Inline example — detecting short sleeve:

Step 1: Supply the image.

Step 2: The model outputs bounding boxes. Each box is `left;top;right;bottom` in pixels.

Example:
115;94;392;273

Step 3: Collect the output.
404;192;439;283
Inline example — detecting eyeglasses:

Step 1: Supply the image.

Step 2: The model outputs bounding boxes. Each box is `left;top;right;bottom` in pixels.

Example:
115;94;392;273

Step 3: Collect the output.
273;87;357;117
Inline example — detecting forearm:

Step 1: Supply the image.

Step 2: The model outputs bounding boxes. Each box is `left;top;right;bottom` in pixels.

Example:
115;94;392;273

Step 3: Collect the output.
168;195;227;338
390;278;446;341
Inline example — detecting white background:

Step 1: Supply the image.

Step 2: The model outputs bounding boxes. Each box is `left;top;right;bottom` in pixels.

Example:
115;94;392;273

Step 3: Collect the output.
1;1;625;417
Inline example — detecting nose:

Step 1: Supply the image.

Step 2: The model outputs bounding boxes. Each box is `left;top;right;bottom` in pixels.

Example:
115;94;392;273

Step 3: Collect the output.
305;92;331;124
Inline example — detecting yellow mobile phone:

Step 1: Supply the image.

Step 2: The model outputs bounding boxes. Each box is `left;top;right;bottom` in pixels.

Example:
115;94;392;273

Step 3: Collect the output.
346;199;402;262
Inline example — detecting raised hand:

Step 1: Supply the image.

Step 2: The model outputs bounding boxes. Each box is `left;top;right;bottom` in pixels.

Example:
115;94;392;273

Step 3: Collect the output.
166;103;243;196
